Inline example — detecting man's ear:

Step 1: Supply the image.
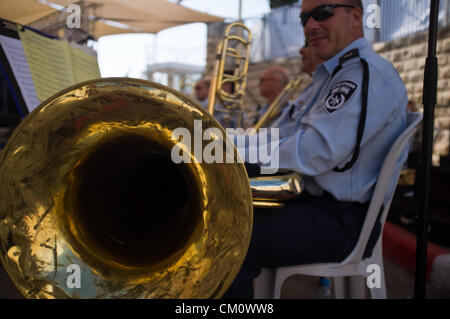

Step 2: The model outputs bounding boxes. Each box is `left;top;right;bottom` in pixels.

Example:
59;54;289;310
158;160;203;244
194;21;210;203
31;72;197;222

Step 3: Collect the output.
351;7;363;27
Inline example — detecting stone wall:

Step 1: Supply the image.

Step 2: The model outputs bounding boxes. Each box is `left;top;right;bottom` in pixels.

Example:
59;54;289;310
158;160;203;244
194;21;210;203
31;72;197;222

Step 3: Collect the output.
374;26;450;106
374;26;450;165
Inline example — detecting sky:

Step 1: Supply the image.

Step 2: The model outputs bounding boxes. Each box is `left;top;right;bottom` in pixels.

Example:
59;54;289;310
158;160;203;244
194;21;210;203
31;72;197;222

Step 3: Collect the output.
96;0;271;79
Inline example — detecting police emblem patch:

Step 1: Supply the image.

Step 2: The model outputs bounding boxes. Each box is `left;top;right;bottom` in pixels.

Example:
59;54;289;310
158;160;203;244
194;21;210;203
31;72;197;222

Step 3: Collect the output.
325;80;358;113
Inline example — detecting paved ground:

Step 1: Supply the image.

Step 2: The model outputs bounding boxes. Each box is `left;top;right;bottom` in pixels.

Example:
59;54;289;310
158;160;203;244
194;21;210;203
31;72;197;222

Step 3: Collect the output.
280;256;450;299
1;255;449;299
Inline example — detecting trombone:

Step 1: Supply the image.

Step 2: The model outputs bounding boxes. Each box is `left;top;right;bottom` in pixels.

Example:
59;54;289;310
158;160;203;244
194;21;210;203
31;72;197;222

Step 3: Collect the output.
207;22;252;128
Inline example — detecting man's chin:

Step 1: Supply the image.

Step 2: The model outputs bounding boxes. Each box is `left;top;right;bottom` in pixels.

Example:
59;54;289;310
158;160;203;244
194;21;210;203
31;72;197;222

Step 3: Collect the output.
312;41;330;58
313;47;332;60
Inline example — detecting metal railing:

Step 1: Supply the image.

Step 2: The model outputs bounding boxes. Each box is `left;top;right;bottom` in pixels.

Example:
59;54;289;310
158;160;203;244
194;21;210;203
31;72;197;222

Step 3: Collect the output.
377;0;449;42
246;0;450;63
247;3;302;63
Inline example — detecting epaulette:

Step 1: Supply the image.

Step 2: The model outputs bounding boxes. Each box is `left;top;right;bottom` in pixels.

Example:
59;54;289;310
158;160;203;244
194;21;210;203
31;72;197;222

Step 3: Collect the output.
339;48;360;64
332;48;361;78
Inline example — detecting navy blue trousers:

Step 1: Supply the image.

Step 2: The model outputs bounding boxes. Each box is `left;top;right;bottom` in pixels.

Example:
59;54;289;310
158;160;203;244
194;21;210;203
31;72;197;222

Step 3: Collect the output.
222;164;378;299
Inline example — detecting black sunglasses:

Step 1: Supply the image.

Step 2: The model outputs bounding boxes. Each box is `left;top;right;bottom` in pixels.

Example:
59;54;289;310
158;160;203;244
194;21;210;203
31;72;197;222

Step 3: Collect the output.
300;4;355;27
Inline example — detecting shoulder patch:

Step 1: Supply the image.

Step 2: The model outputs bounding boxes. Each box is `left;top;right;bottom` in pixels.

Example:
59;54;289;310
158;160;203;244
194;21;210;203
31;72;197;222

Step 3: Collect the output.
325;80;358;113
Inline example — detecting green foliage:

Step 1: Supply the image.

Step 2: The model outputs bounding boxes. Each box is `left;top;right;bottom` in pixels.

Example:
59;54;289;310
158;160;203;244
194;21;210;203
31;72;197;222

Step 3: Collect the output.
269;0;298;9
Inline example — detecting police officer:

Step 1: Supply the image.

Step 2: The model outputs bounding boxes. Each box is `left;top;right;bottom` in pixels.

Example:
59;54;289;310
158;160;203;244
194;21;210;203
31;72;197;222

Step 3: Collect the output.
245;66;290;127
271;40;326;136
224;0;408;298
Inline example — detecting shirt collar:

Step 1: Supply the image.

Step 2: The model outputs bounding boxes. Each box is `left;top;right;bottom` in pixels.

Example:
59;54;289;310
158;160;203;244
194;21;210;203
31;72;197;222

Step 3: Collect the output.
319;37;369;75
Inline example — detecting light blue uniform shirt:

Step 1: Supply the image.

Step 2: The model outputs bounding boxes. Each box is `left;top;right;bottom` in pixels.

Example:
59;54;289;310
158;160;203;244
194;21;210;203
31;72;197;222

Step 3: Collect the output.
257;103;270;121
205;102;237;128
247;102;290;129
271;81;317;137
242;38;408;203
200;100;209;109
200;100;231;127
243;103;270;128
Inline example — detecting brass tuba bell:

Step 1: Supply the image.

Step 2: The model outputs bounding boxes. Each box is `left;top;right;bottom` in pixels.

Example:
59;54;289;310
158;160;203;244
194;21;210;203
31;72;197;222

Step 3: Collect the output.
0;78;253;299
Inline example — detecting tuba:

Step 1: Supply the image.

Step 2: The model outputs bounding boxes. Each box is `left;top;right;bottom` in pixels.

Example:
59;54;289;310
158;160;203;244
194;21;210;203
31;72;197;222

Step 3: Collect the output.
0;78;253;299
207;22;252;128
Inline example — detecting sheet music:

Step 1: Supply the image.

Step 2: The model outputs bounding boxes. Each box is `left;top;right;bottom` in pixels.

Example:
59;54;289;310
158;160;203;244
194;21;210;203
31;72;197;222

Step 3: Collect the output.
0;29;101;114
0;35;41;112
69;45;101;84
19;28;74;103
18;29;101;102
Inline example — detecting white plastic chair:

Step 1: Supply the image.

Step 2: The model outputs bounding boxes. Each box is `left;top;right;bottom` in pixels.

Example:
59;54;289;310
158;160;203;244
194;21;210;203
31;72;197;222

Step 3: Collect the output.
253;112;423;299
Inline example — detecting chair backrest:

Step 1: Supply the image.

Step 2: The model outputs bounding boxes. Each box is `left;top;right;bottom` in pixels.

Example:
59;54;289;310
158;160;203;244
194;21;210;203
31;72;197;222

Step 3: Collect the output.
343;111;423;264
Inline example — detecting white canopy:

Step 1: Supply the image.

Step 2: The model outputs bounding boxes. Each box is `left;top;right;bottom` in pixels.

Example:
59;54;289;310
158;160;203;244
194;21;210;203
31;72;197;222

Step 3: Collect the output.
0;0;225;38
